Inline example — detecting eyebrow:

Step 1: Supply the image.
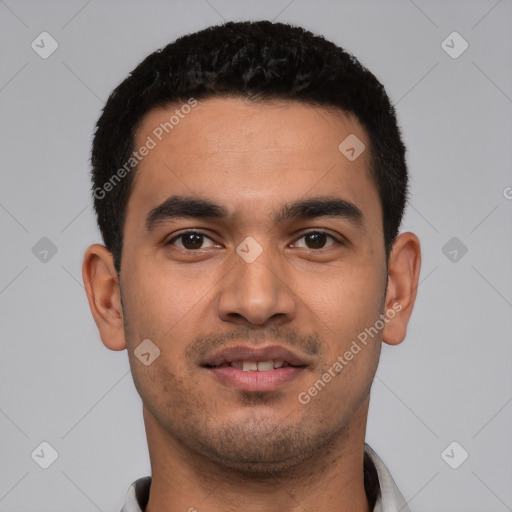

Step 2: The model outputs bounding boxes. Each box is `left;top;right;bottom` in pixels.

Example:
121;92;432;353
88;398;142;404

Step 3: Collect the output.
145;194;364;231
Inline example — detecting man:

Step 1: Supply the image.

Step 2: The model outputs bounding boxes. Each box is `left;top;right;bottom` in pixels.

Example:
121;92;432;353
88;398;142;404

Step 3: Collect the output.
82;20;421;512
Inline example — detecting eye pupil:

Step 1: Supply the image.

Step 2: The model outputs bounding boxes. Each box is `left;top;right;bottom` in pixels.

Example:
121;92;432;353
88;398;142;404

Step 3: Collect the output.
182;233;203;249
306;232;327;249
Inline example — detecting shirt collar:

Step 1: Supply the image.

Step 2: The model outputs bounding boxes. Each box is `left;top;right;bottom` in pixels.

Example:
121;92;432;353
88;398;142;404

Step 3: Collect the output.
120;443;410;512
364;443;411;512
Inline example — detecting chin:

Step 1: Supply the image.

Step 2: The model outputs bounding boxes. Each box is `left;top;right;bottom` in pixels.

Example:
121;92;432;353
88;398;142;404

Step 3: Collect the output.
189;415;340;478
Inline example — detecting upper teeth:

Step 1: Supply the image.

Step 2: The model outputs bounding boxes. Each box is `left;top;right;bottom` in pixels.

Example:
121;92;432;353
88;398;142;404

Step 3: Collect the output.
230;360;285;371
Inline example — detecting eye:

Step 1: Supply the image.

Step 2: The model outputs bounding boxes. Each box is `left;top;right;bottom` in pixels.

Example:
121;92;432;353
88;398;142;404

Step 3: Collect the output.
167;230;342;251
292;231;339;250
167;231;218;250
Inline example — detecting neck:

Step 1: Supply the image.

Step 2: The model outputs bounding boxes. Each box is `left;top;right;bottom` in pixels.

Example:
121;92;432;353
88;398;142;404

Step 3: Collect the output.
143;396;373;512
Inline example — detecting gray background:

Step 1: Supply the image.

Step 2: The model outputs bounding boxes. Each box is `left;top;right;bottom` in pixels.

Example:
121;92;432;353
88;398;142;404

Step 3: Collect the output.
1;0;511;511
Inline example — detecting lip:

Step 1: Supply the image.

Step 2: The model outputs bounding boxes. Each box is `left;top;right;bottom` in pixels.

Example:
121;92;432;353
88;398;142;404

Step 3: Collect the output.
201;345;309;392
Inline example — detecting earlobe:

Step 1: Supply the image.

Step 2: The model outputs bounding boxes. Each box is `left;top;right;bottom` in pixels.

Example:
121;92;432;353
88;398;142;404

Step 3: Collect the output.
82;244;127;351
382;232;421;346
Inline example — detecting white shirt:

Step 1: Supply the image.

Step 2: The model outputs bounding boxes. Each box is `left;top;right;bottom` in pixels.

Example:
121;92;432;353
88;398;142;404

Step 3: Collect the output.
120;443;411;512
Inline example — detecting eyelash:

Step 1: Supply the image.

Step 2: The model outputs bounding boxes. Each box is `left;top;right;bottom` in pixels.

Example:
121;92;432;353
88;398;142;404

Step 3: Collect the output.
166;230;343;251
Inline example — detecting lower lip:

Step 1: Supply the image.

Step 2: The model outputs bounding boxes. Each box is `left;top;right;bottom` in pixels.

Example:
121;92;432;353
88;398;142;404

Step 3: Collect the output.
207;366;305;392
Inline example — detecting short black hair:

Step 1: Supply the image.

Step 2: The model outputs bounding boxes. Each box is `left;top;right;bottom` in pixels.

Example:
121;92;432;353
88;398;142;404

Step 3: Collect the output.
91;20;408;272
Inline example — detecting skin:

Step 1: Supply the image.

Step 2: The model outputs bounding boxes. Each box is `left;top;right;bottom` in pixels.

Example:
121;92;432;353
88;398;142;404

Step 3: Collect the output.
83;97;421;512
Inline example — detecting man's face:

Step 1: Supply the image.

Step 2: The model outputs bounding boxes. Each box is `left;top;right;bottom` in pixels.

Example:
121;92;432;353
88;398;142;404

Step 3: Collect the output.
119;97;388;472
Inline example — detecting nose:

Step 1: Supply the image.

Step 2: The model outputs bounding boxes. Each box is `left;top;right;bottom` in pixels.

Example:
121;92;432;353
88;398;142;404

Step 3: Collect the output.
216;241;297;327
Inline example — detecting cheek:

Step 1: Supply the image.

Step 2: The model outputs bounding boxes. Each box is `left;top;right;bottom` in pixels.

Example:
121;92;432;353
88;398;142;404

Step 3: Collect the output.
304;269;384;408
122;255;210;342
312;262;386;349
121;258;215;393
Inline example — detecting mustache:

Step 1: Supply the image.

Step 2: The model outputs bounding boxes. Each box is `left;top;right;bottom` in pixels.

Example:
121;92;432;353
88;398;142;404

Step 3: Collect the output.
186;325;322;360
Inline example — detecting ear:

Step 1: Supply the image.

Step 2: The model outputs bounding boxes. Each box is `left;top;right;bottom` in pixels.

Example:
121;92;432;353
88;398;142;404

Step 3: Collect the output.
382;232;421;346
82;244;126;351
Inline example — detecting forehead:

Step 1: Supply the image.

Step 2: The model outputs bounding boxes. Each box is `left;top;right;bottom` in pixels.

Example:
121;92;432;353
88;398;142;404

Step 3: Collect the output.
127;97;380;228
135;97;366;164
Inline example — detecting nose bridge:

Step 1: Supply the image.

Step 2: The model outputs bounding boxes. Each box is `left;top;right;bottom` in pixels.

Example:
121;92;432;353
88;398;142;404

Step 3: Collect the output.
217;236;296;325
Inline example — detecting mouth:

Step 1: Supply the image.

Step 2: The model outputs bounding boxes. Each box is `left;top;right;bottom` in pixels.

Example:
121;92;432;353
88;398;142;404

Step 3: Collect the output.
201;345;309;392
205;359;299;371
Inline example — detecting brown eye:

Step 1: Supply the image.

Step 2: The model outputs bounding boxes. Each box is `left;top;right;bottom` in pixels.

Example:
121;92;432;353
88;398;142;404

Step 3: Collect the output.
293;231;338;250
305;232;328;249
168;231;217;250
180;233;204;249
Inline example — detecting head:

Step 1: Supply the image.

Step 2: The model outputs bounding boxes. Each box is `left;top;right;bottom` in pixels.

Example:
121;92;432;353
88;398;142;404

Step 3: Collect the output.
83;20;420;475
